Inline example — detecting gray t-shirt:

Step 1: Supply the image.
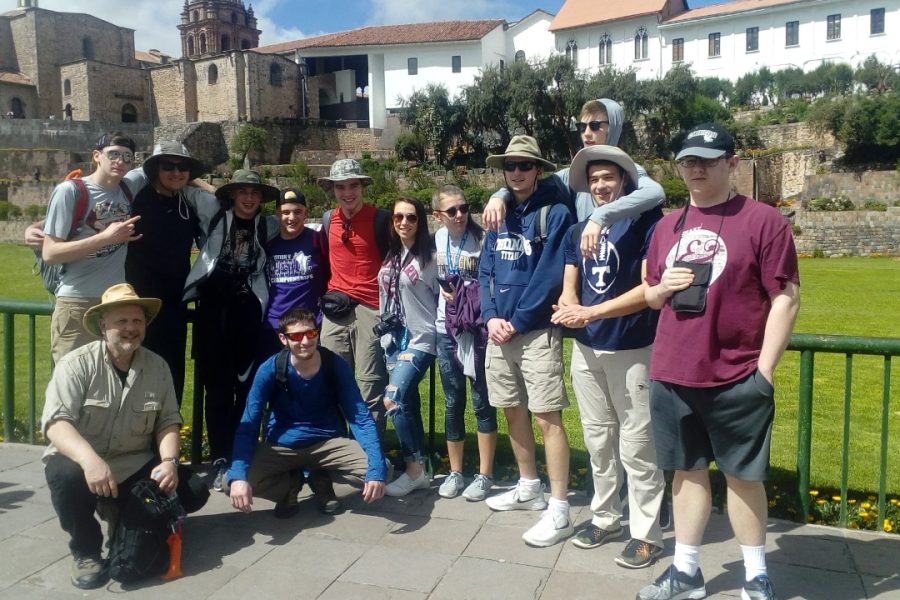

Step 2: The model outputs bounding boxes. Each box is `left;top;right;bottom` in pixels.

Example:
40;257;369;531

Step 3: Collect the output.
43;173;143;298
433;227;482;335
378;249;439;355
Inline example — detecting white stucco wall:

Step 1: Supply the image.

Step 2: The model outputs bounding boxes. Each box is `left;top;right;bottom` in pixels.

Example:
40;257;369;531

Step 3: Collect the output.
508;12;556;63
368;52;386;129
555;16;665;80
657;0;898;79
383;41;485;108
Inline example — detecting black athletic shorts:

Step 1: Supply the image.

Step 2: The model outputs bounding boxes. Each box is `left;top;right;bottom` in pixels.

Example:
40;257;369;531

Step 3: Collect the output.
649;369;775;481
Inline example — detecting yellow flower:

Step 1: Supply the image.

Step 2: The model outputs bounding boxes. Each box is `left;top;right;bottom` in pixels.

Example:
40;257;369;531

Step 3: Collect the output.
808;490;819;497
848;522;859;529
890;499;899;506
884;520;894;533
861;502;872;509
868;495;877;501
858;511;870;519
832;495;841;502
816;499;826;505
576;468;588;475
848;499;857;505
768;500;777;508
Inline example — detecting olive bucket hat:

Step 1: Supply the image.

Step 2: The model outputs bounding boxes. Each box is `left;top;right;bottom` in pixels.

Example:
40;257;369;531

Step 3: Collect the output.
486;135;556;172
215;169;281;204
142;140;206;181
317;159;373;193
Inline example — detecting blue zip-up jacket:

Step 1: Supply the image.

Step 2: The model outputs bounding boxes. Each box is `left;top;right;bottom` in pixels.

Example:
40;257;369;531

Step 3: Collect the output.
227;350;387;484
478;183;575;334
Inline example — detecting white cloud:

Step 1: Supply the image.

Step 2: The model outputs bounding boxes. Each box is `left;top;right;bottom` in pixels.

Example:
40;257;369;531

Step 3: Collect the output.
365;0;524;24
35;0;310;57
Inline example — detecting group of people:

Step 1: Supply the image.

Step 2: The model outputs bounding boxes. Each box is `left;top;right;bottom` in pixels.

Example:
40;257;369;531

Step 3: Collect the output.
29;94;799;600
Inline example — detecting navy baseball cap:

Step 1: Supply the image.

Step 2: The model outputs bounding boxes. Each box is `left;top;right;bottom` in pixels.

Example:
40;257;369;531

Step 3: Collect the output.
676;123;736;160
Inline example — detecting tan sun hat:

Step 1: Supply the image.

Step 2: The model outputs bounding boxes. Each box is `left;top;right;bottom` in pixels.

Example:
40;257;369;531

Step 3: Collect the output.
568;145;639;194
82;283;162;337
486;135;556;172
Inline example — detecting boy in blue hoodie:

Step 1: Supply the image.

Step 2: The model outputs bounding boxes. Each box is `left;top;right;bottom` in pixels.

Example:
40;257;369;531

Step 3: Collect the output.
478;136;576;547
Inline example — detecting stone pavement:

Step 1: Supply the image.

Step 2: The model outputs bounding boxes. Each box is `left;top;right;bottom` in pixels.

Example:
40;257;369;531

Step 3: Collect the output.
1;442;898;599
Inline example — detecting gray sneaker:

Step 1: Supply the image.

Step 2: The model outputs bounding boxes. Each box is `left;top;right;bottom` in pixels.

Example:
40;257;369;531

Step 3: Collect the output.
212;458;228;492
637;565;706;600
71;554;108;590
462;473;493;501
741;575;778;600
438;471;465;498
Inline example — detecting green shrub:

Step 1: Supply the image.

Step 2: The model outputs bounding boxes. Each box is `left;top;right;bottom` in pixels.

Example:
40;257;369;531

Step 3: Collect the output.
395;132;426;163
812;248;826;258
0;201;22;220
660;176;689;208
862;199;887;211
804;196;855;211
24;204;44;221
791;224;802;236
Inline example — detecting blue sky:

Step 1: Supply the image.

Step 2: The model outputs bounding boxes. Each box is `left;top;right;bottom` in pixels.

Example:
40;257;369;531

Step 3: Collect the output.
43;0;724;56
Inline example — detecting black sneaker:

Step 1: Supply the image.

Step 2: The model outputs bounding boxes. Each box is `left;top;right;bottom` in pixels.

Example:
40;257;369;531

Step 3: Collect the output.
71;554;108;590
741;575;778;600
636;564;706;600
615;538;664;569
273;469;304;519
308;470;342;515
570;524;624;549
212;458;228;492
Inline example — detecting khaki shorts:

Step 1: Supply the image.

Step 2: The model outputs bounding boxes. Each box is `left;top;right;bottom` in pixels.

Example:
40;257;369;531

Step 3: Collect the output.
485;327;568;413
50;296;100;364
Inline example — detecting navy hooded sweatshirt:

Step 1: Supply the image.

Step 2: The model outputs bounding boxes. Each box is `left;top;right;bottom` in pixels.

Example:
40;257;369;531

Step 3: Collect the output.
478;183;575;334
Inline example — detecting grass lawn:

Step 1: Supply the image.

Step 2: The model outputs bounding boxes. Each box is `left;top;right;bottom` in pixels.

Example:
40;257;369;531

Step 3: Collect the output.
1;244;898;497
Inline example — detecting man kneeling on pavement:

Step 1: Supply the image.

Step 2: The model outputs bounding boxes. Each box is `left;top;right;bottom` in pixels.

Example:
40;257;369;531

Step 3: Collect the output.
42;284;208;590
227;307;387;518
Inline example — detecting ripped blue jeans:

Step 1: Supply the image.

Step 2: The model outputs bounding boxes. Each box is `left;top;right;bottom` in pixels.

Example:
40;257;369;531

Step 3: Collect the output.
384;347;434;464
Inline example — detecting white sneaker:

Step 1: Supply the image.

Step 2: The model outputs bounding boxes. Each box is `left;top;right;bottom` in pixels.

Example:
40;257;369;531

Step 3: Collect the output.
522;509;574;547
438;471;465;498
462;474;493;502
485;482;547;512
384;471;430;497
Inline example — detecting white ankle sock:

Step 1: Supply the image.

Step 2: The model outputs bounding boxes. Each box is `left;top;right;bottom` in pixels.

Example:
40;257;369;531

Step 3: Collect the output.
741;544;767;581
548;496;569;515
673;542;701;577
518;477;542;494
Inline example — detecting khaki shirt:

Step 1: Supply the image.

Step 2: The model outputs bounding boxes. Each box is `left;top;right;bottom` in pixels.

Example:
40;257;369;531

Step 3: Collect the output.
41;341;182;481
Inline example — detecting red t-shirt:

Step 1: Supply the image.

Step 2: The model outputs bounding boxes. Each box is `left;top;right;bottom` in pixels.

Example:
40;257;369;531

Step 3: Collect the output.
327;203;382;308
645;195;799;387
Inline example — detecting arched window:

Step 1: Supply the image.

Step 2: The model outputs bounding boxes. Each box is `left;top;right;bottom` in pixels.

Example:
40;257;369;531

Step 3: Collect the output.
231;12;237;24
121;103;137;123
82;37;94;60
63;79;71;96
199;34;207;55
634;27;649;60
599;33;612;65
220;34;230;51
515;49;526;63
565;40;578;67
192;10;199;22
270;63;283;86
187;36;195;56
240;39;251;50
208;64;218;84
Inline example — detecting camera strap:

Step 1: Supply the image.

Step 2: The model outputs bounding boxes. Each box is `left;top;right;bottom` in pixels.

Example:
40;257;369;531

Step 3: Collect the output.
672;193;731;263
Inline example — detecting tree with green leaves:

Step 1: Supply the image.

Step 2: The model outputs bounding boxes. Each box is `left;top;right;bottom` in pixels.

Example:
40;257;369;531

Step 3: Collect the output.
229;124;270;168
854;56;898;95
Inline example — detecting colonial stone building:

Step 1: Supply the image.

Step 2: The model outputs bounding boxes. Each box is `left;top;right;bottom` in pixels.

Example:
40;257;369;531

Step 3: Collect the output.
0;0;300;125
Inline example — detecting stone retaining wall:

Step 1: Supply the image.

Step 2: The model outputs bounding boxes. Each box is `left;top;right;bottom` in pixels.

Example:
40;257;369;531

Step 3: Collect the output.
791;207;900;256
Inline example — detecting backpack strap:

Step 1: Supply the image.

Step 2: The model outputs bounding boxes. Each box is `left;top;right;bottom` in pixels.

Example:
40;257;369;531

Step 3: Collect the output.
67;178;90;240
118;180;134;204
275;348;290;393
533;204;551;245
275;346;337;393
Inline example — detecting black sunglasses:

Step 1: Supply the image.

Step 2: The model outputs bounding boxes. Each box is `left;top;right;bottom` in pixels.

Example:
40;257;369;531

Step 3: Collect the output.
392;212;419;224
503;161;537;173
576;120;609;133
438;204;470;218
159;161;190;172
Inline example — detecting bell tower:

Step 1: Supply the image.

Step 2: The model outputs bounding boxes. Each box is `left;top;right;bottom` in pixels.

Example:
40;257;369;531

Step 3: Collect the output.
178;0;261;59
17;0;39;7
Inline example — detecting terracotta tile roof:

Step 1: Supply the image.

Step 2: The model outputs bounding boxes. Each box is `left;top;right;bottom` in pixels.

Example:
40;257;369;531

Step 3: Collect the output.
0;71;34;86
135;50;165;64
664;0;804;23
550;0;686;31
254;19;506;54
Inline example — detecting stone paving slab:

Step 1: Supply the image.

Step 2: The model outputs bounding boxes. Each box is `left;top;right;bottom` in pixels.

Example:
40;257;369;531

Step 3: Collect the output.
2;442;900;599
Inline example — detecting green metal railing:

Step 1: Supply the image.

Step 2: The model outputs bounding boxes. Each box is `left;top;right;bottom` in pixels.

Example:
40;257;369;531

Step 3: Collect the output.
788;333;899;531
2;299;898;530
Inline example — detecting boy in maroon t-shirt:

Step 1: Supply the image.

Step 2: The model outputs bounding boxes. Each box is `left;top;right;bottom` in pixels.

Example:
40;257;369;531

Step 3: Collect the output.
316;159;390;430
639;124;800;600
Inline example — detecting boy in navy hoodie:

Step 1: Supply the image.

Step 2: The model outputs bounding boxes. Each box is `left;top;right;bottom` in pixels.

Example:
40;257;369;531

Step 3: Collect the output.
478;136;575;547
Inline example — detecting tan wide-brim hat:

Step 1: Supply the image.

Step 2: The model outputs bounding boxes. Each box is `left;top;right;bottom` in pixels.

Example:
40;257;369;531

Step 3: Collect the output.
142;140;206;181
215;169;280;204
83;283;162;337
568;145;639;194
486;135;556;172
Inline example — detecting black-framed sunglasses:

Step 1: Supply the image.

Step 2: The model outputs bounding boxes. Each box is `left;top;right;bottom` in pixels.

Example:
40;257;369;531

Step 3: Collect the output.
282;329;319;341
576;120;609;133
503;161;536;173
341;219;352;243
392;212;419;224
677;157;725;169
438;203;470;218
159;161;190;172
